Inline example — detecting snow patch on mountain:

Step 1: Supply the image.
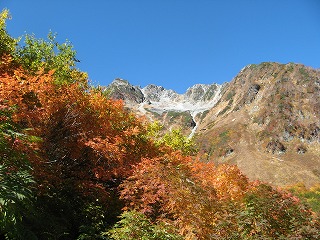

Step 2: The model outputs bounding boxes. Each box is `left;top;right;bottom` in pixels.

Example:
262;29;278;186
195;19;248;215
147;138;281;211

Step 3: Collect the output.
106;79;223;137
139;83;223;138
141;83;222;115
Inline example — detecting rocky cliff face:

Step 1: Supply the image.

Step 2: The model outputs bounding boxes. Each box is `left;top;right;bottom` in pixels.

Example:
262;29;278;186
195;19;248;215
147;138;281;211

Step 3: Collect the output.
105;62;320;187
106;79;224;135
105;78;145;105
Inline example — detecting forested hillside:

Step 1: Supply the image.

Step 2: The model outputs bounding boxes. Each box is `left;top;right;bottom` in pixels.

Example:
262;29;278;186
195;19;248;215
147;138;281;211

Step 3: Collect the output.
0;10;319;239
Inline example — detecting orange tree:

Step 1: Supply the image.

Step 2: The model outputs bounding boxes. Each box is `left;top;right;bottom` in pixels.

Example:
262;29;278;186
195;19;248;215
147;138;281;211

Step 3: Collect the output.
117;152;218;239
237;183;320;239
118;156;320;239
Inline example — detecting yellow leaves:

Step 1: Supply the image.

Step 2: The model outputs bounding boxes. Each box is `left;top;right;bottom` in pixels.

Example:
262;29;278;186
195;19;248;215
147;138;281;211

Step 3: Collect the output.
0;9;11;28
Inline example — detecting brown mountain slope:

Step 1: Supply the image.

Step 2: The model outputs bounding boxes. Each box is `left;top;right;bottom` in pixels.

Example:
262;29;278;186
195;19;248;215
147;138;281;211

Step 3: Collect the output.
195;62;320;187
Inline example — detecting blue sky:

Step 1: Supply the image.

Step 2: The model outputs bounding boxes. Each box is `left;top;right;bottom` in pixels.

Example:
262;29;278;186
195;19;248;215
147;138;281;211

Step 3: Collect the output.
2;0;320;93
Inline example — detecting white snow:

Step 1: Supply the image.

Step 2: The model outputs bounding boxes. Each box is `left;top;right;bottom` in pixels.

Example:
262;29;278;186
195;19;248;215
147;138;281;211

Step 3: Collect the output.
141;84;222;115
139;84;223;138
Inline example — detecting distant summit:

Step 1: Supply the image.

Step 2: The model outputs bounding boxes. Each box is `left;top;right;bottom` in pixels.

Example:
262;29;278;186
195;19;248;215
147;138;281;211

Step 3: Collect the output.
106;79;224;137
106;78;223;109
106;78;145;104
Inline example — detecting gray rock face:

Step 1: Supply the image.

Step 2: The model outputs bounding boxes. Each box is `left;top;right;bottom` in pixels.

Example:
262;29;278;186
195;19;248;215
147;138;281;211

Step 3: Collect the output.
106;78;223;114
245;84;261;104
142;84;180;102
105;78;223;138
266;140;286;154
185;84;219;102
105;78;144;104
142;84;165;102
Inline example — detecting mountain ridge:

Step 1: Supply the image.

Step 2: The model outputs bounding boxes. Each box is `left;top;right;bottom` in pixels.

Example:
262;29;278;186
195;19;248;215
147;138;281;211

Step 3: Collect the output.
106;78;225;136
105;62;320;187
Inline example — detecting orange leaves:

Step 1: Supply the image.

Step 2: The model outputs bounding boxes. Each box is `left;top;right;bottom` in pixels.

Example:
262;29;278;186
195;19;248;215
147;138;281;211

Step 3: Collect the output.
2;45;318;238
120;156;166;213
120;152;223;238
120;152;320;239
193;163;250;201
0;51;160;206
0;55;56;127
85;136;127;179
238;183;317;238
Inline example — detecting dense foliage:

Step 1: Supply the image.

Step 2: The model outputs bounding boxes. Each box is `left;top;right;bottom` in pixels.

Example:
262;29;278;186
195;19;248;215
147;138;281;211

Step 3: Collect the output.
0;9;319;239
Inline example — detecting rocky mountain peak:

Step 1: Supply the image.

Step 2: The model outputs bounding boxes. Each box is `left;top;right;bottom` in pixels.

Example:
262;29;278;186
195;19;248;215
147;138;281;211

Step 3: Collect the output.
106;79;223;112
142;84;180;102
105;79;224;137
196;62;320;186
106;78;144;105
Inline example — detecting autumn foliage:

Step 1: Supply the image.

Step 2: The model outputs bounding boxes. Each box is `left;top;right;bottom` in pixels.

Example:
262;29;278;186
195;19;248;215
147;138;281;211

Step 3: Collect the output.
118;155;319;239
0;9;319;239
0;49;162;236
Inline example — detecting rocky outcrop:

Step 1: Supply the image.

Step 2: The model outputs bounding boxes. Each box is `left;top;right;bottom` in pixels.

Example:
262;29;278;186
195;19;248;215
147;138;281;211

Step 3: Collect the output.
266;140;286;154
143;84;180;102
105;78;144;105
244;83;261;104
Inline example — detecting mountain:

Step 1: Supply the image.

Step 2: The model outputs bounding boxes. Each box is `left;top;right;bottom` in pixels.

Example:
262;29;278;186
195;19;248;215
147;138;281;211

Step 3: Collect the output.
106;78;224;136
105;62;320;187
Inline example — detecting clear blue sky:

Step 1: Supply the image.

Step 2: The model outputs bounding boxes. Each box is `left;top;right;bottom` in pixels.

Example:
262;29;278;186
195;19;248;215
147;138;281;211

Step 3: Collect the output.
2;0;320;93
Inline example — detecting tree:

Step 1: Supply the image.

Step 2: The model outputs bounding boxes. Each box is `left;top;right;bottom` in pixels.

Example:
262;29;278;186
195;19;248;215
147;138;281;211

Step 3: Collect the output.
0;42;160;237
120;153;220;239
0;9;18;56
0;105;36;239
120;156;320;239
238;183;320;239
1;8;319;239
15;31;88;86
147;122;197;156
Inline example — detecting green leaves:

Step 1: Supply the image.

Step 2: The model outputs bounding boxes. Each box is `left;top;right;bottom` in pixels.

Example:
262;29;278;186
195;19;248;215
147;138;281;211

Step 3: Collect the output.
16;31;81;85
159;129;196;155
107;210;182;240
1;7;319;240
237;184;318;239
146;121;197;156
0;106;35;239
0;9;18;56
288;183;320;214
